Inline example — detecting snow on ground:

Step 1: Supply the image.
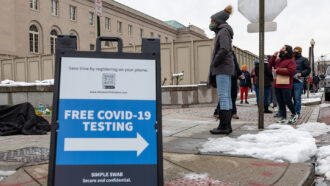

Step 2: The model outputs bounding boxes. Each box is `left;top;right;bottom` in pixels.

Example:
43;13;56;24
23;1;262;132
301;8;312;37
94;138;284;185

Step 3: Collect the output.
0;79;54;86
302;92;323;99
297;122;330;137
184;173;208;180
302;98;322;104
316;145;330;180
201;123;330;164
200;124;317;163
240;125;258;131
0;171;16;182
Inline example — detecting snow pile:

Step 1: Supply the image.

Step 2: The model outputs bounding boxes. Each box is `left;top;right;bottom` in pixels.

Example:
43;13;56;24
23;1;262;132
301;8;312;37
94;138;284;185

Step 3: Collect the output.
320;103;330;108
0;170;16;181
200;124;317;163
297;122;330;137
241;125;258;131
302;98;321;104
316;145;330;180
0;79;54;86
184;173;208;180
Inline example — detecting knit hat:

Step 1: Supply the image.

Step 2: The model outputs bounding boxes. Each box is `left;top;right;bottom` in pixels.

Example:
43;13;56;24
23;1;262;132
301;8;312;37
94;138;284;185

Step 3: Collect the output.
242;65;247;70
211;5;233;25
294;46;302;53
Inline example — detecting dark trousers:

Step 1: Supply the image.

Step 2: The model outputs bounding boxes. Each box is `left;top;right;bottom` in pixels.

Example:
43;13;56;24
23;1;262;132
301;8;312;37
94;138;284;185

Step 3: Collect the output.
217;77;238;114
275;88;296;119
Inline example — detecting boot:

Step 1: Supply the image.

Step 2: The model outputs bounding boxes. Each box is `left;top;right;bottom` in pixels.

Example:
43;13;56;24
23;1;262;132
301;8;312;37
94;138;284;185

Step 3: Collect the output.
228;109;233;133
264;106;273;114
210;110;231;135
213;103;220;118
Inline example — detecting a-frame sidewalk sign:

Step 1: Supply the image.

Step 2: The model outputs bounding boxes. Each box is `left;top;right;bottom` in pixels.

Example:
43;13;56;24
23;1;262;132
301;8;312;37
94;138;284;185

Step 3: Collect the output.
47;35;163;186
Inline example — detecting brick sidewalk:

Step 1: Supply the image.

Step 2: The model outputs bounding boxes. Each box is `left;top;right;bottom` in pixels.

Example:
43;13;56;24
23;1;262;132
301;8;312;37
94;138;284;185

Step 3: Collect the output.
163;104;313;125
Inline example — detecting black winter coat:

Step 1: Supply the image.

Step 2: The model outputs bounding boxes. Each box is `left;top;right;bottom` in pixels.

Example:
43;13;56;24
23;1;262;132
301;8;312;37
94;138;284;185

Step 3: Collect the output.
294;54;311;82
255;62;273;88
239;71;251;88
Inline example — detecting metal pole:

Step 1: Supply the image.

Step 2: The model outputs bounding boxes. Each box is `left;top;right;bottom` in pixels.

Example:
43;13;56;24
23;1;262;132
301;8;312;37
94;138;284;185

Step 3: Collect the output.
312;45;315;76
97;16;101;37
307;47;311;98
258;0;265;129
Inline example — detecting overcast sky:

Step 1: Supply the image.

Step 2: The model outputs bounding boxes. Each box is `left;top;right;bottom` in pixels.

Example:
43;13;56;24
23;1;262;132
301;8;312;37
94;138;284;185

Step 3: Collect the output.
116;0;330;61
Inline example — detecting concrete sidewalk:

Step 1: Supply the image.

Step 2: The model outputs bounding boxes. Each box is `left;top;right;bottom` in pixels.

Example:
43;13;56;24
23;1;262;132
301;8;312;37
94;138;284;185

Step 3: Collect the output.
0;105;318;185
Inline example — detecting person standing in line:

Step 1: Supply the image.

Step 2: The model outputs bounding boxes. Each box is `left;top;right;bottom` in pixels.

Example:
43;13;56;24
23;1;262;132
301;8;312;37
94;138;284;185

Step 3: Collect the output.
313;73;320;93
239;65;252;104
208;5;234;134
255;59;274;113
213;52;242;119
292;46;311;118
250;61;258;103
268;45;298;124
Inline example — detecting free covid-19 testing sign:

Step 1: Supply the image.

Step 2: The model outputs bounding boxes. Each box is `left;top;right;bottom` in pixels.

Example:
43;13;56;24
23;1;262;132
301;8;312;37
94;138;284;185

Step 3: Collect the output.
54;57;158;186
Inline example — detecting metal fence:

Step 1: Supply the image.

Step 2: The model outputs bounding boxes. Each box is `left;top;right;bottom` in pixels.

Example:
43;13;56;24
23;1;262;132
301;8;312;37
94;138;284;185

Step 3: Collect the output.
0;39;258;85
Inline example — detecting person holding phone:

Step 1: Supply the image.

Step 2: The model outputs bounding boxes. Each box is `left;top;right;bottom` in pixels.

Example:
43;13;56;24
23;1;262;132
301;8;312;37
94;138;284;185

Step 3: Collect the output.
268;45;297;124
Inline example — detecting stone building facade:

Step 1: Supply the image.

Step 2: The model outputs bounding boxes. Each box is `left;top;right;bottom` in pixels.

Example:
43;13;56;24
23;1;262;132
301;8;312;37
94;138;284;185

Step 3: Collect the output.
0;0;208;58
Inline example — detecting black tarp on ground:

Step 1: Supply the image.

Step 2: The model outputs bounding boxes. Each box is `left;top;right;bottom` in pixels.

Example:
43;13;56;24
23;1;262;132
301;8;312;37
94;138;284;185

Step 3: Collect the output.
0;102;51;136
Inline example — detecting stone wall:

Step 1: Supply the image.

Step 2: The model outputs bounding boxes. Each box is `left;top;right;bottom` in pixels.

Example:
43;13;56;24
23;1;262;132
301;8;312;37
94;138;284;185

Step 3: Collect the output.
0;84;218;107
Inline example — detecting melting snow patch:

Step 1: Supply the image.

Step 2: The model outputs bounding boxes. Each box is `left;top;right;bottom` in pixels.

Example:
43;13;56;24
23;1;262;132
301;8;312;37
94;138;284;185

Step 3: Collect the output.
316;145;330;180
200;124;317;163
320;103;330;108
184;173;208;180
0;170;16;181
0;79;54;86
302;98;321;104
297;122;330;137
241;125;258;131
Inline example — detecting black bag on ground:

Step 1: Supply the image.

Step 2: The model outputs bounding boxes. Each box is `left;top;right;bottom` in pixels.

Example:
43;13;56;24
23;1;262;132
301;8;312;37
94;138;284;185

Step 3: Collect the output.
0;102;50;136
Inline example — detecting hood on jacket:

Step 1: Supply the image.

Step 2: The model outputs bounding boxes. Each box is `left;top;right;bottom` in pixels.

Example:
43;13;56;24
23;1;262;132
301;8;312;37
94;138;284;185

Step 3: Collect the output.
218;24;234;39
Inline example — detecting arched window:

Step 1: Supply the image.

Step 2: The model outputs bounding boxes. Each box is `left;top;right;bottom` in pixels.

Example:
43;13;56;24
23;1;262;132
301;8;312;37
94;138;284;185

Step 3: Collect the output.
69;30;79;50
29;25;39;53
50;29;58;54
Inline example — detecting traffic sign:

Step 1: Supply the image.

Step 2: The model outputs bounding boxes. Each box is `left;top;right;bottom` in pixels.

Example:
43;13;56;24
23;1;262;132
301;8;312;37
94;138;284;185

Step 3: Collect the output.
48;36;163;186
238;0;287;33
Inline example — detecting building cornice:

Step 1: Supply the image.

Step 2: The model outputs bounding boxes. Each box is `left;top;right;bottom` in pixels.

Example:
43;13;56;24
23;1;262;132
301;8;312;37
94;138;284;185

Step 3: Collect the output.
86;0;180;35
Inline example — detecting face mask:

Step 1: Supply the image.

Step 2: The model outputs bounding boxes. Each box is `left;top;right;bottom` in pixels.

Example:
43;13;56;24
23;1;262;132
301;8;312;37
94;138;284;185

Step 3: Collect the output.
209;23;217;31
279;50;285;58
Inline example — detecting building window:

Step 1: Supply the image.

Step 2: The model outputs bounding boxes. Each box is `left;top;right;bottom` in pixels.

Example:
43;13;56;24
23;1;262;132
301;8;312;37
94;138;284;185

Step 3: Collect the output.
105;41;113;47
165;37;168;43
140;29;143;38
128;25;132;37
150;32;154;38
89;12;94;25
50;29;58;54
29;25;39;53
29;0;38;10
51;0;58;16
70;5;76;21
90;44;95;51
105;17;110;31
117;21;122;33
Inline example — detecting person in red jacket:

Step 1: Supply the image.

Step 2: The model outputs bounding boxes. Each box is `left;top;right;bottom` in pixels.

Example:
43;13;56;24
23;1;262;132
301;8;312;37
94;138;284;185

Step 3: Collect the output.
268;45;298;124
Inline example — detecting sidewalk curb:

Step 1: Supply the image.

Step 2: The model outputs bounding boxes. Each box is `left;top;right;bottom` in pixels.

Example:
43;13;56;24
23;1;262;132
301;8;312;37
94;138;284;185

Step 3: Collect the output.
308;106;320;123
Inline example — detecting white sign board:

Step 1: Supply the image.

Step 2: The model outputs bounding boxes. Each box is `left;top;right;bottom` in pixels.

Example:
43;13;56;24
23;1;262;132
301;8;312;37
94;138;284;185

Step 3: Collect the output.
95;0;102;17
247;22;277;33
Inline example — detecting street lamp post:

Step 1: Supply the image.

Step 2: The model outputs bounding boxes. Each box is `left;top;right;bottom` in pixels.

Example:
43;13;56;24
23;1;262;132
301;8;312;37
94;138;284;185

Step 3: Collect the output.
311;39;315;76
